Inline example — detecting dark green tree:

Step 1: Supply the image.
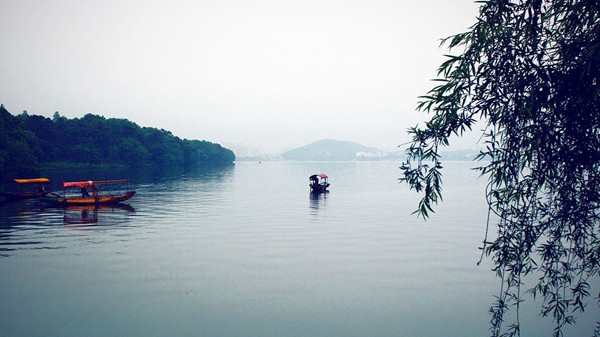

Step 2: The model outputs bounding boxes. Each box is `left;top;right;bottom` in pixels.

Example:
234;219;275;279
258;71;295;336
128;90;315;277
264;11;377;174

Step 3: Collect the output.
0;106;40;175
23;114;59;162
400;1;599;336
0;107;235;173
118;137;150;165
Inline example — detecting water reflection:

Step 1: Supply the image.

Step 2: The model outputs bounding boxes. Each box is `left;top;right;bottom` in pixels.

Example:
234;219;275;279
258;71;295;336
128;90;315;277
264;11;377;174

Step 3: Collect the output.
0;199;50;226
0;200;136;253
39;164;235;186
4;162;565;337
309;191;328;215
0;165;234;256
62;204;135;226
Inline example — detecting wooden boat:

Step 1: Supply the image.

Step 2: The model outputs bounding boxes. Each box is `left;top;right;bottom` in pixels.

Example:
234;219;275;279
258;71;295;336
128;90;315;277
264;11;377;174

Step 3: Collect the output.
0;178;53;200
309;173;330;193
41;179;135;206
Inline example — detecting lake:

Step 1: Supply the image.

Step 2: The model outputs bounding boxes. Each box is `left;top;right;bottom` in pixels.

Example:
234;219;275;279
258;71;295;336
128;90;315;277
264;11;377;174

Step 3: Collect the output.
0;161;596;337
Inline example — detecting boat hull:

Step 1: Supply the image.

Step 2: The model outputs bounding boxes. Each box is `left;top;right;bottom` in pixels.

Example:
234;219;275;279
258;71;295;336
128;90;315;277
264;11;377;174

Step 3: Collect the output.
309;183;330;193
41;191;135;206
0;190;53;200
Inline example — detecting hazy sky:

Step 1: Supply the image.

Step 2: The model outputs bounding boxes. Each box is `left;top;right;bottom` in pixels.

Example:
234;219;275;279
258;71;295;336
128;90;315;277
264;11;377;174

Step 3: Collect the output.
0;0;480;155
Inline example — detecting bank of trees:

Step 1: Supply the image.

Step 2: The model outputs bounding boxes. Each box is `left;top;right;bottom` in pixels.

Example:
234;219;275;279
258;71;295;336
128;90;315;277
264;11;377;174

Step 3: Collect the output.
0;105;234;175
400;1;599;336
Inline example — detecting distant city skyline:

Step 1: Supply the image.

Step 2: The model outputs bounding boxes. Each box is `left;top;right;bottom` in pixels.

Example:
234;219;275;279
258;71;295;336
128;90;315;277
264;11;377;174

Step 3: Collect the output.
0;0;481;154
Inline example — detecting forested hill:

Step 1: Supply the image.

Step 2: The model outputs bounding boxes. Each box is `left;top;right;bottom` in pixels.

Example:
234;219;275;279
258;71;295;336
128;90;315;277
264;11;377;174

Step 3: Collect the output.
0;105;235;175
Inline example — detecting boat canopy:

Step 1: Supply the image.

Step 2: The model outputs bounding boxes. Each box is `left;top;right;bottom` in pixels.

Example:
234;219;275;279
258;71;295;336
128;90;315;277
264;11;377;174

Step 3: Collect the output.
318;173;328;179
9;178;51;185
62;179;128;189
63;181;95;189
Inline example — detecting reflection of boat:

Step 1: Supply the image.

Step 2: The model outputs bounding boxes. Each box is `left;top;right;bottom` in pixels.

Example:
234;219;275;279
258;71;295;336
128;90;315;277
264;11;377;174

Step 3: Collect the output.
309;173;330;193
64;206;98;225
309;190;327;212
0;178;53;200
62;204;135;225
64;204;135;212
41;179;135;206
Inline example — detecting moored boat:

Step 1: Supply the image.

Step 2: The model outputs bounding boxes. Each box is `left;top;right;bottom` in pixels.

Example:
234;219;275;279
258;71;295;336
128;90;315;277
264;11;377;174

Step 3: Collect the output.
0;178;53;200
309;173;330;193
41;179;135;206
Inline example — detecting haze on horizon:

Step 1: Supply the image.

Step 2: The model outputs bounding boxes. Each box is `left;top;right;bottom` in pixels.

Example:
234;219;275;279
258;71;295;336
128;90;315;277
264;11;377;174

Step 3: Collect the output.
0;0;479;156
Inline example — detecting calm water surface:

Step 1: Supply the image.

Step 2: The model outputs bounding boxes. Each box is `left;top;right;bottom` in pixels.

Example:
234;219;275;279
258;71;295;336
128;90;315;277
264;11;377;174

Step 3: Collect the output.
0;161;596;337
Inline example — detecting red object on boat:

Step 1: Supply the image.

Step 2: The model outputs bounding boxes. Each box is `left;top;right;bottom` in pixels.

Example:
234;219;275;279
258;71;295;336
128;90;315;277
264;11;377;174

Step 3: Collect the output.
63;181;94;188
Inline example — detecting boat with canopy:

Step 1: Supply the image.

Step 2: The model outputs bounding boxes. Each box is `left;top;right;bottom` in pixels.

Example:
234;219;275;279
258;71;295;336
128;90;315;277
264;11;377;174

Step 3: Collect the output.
0;178;53;200
41;179;135;206
309;173;330;193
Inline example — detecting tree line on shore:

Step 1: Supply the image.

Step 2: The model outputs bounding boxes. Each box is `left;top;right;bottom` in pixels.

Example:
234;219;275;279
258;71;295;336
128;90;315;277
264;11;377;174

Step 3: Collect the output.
0;105;235;176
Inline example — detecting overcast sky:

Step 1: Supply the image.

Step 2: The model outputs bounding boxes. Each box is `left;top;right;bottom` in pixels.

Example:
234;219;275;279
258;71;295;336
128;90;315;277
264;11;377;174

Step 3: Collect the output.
0;0;480;155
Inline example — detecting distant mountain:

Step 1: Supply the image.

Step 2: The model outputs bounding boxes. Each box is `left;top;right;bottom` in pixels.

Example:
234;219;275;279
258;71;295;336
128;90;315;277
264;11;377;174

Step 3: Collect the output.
281;139;386;161
440;149;479;161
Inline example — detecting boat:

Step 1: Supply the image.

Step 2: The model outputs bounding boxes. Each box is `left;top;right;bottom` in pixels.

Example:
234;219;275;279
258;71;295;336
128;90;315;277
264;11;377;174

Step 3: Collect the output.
309;173;330;193
0;178;53;200
41;179;135;206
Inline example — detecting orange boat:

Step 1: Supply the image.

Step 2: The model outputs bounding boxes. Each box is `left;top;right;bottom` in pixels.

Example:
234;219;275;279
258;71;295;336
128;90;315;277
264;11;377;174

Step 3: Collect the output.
41;179;135;206
0;178;53;200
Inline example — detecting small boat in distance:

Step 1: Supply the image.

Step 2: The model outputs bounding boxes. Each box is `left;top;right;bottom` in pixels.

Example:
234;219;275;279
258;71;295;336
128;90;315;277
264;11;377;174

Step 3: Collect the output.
41;179;135;206
0;178;53;200
309;173;330;193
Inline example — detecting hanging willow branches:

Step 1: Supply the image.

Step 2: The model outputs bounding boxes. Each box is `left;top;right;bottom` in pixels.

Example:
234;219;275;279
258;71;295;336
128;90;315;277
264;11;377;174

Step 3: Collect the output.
400;1;600;336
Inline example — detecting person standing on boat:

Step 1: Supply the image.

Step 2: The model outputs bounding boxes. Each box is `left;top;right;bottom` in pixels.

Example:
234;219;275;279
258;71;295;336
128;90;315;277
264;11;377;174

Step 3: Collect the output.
309;175;319;189
81;187;90;198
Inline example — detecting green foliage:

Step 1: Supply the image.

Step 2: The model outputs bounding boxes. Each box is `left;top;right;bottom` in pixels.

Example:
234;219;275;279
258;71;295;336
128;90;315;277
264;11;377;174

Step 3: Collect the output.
119;137;151;165
0;107;40;175
400;1;599;336
0;107;234;176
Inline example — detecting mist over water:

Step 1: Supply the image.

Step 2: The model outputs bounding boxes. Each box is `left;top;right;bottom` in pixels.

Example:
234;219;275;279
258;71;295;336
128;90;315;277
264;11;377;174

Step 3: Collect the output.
0;161;597;337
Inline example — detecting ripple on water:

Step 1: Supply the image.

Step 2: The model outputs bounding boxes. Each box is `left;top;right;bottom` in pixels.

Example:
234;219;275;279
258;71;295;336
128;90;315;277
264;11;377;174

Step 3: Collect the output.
2;162;577;337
